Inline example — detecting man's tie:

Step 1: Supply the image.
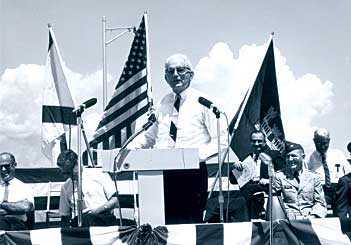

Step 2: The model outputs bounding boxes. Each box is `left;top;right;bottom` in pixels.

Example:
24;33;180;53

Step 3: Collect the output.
3;182;9;202
169;94;181;147
321;153;331;187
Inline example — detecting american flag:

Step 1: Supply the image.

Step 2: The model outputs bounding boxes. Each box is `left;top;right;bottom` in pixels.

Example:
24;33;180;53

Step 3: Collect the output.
87;14;151;161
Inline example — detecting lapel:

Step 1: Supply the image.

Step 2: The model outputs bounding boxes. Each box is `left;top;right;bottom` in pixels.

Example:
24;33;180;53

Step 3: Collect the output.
283;170;299;189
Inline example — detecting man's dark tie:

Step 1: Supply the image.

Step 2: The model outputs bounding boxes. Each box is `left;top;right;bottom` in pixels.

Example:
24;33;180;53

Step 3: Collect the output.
3;182;9;202
169;94;181;147
321;153;331;187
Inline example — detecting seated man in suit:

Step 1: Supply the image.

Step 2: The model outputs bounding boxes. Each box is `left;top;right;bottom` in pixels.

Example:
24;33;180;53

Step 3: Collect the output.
0;152;34;230
230;130;285;220
273;142;327;219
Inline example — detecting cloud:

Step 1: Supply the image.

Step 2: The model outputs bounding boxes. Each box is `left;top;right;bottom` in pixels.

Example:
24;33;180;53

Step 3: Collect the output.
0;63;111;167
192;42;334;153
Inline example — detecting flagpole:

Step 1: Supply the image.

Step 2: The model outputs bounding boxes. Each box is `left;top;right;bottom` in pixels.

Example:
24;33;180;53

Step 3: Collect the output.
144;12;154;110
102;16;135;109
268;31;275;245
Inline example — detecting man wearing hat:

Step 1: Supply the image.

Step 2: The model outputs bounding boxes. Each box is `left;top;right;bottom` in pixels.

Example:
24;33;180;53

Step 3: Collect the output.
0;152;34;230
273;142;327;219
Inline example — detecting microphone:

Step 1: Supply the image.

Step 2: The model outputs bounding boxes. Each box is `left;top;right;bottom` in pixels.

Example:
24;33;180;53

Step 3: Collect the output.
198;97;223;114
73;98;97;114
142;113;157;131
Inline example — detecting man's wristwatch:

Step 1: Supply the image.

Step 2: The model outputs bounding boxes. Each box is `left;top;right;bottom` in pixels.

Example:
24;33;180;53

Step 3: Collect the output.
103;205;108;211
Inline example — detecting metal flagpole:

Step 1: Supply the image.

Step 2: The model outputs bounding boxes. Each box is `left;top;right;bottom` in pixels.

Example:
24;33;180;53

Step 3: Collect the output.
102;16;135;110
76;115;83;227
101;15;136;224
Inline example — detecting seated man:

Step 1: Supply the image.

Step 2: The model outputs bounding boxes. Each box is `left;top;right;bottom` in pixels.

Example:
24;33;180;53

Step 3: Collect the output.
230;130;285;220
307;128;351;217
273;142;327;219
57;149;121;227
0;152;34;230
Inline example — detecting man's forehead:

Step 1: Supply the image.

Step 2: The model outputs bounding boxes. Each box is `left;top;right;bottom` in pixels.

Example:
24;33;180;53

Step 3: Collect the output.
165;55;191;69
286;149;303;157
0;154;14;165
251;132;264;140
314;135;330;142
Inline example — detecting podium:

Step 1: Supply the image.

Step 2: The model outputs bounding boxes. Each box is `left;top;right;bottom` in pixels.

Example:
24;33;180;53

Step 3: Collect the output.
101;148;199;226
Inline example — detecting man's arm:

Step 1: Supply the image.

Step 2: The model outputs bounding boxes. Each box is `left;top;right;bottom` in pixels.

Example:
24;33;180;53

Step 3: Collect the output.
0;200;34;215
88;196;119;215
310;175;327;218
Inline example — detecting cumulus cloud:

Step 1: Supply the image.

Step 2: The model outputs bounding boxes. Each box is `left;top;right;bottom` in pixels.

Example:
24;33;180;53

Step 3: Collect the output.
192;42;334;153
0;63;111;167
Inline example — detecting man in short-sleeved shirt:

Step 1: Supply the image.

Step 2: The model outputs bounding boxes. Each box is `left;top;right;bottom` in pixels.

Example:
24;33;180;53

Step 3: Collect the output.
57;150;120;227
0;152;34;230
307;128;351;217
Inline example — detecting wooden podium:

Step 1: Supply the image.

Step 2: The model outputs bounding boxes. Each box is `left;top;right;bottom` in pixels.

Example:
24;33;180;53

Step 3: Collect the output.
100;148;199;226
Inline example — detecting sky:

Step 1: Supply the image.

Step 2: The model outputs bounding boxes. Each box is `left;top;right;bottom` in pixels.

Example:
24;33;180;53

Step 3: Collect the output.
1;0;351;167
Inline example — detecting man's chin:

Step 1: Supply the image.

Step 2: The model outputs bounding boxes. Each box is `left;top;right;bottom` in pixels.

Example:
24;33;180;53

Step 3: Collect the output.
1;175;13;182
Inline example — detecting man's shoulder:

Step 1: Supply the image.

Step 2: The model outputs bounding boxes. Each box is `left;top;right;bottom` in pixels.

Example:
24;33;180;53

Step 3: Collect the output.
328;148;345;156
306;150;319;164
302;169;321;180
12;178;26;186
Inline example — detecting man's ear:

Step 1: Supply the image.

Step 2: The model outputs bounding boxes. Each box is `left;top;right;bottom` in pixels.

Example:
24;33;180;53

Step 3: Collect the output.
189;71;194;80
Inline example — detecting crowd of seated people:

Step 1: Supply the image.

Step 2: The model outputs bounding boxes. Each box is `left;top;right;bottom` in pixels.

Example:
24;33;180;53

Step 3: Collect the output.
230;128;351;221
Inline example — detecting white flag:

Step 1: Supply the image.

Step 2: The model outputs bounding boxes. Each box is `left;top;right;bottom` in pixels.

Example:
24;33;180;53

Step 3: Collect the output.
41;27;76;161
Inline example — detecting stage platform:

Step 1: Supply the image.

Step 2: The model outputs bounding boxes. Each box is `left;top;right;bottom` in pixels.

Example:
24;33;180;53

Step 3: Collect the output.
1;217;351;244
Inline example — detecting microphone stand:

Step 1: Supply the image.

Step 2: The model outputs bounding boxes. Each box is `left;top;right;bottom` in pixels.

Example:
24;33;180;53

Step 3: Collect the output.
75;110;84;227
268;160;274;245
74;107;97;227
213;107;224;223
113;113;157;227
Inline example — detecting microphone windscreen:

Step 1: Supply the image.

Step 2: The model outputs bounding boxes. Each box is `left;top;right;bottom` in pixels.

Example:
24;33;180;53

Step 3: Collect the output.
84;98;97;108
198;97;212;109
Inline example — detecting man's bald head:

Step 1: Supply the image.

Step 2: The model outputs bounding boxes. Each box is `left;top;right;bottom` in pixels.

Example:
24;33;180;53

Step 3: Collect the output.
313;128;330;154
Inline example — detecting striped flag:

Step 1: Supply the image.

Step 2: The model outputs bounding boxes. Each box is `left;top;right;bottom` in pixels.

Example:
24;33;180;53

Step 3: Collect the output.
229;38;285;161
2;218;351;244
41;26;76;161
87;14;151;160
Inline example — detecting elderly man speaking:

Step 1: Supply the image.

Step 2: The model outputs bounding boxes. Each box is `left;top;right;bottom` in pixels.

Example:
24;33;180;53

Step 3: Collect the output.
129;54;228;224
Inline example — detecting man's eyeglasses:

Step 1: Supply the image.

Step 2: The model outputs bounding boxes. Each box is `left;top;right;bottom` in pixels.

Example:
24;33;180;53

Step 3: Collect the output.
251;140;264;143
0;164;12;171
314;141;329;146
166;67;191;76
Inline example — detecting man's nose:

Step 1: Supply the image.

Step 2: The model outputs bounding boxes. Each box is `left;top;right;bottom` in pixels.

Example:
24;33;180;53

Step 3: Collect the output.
171;69;180;77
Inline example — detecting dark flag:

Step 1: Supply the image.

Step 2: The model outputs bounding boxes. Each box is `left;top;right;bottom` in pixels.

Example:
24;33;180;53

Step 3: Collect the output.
229;39;285;160
85;14;151;165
